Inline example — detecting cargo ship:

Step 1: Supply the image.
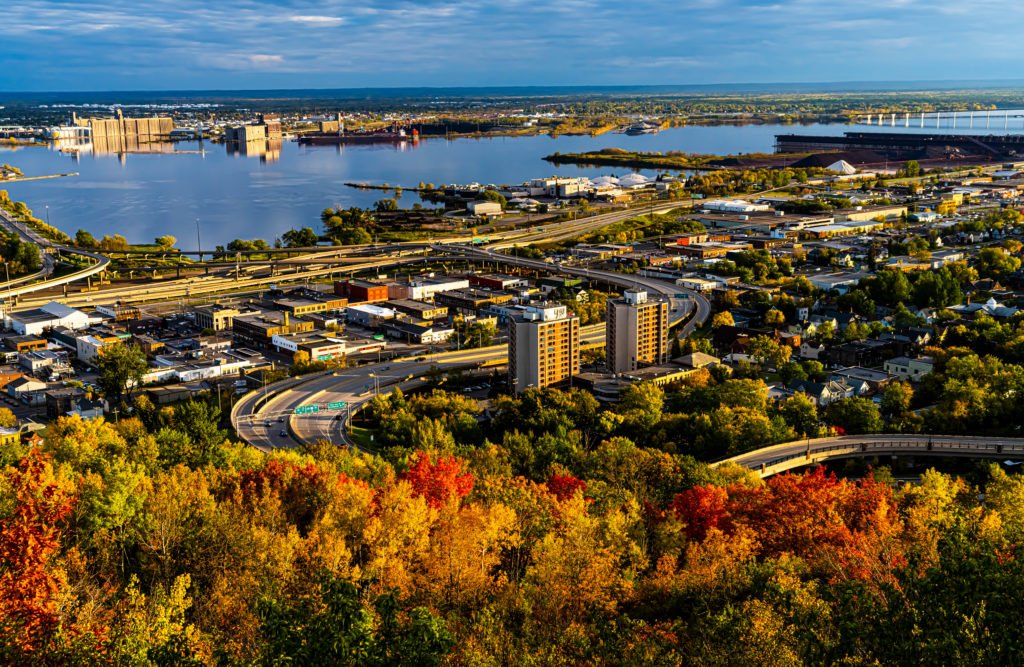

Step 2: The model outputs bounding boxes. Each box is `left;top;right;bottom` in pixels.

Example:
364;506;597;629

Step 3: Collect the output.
298;126;419;145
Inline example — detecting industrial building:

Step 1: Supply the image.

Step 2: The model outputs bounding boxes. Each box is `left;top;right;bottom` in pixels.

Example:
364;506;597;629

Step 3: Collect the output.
606;290;670;374
508;303;580;393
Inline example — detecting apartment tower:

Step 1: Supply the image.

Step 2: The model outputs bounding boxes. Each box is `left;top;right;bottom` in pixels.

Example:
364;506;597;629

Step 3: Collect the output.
508;303;580;392
606;289;670;374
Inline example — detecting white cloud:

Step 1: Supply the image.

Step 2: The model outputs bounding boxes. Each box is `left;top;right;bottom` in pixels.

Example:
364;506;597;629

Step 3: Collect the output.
288;15;345;26
249;54;284;64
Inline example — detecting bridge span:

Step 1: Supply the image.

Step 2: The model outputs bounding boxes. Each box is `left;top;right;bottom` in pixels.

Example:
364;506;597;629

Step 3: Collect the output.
717;434;1024;478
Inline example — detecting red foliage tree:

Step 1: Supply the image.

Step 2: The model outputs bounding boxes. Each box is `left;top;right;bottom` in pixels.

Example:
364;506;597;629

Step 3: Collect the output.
670;485;731;541
401;451;474;509
0;450;76;653
547;474;587;502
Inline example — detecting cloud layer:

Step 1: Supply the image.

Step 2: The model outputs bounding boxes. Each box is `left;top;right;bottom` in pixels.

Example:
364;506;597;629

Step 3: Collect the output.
0;0;1020;91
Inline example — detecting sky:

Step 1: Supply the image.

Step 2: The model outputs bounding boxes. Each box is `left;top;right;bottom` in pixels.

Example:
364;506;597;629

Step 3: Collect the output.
1;0;1022;91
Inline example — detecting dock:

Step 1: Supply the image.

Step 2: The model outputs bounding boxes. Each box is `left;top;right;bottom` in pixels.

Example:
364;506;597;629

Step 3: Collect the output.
1;172;80;184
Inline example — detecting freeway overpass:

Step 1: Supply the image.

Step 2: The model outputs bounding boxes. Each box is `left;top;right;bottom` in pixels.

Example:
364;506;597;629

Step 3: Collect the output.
717;434;1024;478
0;208;111;304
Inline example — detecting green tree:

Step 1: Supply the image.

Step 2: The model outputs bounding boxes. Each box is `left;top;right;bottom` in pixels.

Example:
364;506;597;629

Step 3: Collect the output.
480;189;507;210
825;397;883;434
155;235;177;250
780;393;819;437
75;229;97;248
96;344;148;402
281;227;319;248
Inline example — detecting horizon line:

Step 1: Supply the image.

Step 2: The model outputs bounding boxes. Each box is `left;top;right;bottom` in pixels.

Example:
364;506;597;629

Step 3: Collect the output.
7;78;1024;97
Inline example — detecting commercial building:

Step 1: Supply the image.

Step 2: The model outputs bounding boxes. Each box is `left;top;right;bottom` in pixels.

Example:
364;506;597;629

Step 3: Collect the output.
335;279;389;304
194;304;253;332
74;110;174;141
388;277;471;302
76;333;122;363
508;303;580;393
388;299;450;321
606;290;670;374
232;312;314;349
345;304;398;328
7;301;95;336
468;201;503;217
271;295;348;316
434;288;514;313
468;274;529;291
224;115;282;143
270;332;385;360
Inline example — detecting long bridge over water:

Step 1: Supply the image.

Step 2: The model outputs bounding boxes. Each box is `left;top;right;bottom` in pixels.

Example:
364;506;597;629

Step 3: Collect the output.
856;109;1024;131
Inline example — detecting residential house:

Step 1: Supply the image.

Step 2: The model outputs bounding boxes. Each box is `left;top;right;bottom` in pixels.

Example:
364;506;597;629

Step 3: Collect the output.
788;379;857;406
884;356;935;382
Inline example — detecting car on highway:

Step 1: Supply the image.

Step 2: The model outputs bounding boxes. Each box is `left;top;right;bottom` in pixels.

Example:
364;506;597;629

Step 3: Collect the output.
278;416;285;423
278;430;288;437
265;421;272;427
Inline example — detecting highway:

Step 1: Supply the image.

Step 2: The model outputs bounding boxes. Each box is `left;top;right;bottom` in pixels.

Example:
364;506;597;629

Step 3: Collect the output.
233;324;607;451
232;238;711;451
0;207;111;301
716;434;1024;478
2;197;689;311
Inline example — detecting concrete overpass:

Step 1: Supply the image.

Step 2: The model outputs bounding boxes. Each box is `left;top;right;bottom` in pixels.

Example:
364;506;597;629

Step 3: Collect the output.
717;434;1024;478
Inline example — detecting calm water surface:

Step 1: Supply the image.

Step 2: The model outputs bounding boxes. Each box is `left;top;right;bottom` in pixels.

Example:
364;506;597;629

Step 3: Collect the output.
2;117;1020;246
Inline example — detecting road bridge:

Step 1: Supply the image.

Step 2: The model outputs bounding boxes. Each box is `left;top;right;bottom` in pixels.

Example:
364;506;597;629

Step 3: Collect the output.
717;434;1024;478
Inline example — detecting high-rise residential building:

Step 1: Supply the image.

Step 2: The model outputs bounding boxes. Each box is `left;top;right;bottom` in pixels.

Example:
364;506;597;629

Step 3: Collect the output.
508;303;580;392
606;289;670;374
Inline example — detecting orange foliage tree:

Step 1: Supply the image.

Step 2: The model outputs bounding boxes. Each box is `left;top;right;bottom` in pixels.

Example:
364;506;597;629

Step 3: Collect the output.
0;450;79;654
401;452;474;509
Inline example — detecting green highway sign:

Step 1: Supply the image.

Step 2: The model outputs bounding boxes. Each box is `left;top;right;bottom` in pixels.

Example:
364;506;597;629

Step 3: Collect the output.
294;404;320;415
327;401;347;410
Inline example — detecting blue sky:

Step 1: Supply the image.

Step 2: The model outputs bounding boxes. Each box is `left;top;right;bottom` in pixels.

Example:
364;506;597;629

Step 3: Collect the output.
1;0;1021;91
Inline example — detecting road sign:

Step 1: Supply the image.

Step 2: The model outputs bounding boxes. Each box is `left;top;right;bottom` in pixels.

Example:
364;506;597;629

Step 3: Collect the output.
327;401;347;410
674;293;690;299
294;404;320;415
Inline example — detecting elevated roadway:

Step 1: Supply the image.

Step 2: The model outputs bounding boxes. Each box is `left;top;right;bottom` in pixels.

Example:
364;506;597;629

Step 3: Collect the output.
717;434;1024;478
0;208;110;304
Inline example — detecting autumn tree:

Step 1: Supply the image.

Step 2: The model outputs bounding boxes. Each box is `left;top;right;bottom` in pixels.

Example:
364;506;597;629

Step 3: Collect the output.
401;451;474;509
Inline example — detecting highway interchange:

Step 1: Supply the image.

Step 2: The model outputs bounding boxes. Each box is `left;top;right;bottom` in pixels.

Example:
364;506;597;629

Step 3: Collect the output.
13;197;1018;476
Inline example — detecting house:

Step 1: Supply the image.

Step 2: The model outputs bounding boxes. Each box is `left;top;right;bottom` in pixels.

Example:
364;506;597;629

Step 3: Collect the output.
830;367;893;394
69;396;106;420
798;340;826;360
884;356;935;382
789;379;856;406
949;298;1018;320
7;377;48;405
0;427;19;448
